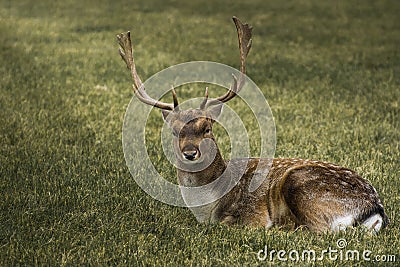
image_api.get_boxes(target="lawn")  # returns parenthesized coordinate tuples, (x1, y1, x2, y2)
(1, 0, 399, 266)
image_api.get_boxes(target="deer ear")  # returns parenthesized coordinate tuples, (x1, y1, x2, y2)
(209, 104, 223, 121)
(162, 110, 173, 123)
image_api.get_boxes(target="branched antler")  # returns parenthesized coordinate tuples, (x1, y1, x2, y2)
(204, 16, 253, 108)
(117, 16, 252, 111)
(117, 32, 178, 110)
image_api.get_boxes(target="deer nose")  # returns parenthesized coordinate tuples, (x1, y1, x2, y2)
(183, 150, 198, 161)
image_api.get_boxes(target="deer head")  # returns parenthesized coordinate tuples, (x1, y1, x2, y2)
(117, 17, 252, 177)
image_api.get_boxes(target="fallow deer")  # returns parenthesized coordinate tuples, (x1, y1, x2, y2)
(117, 17, 389, 233)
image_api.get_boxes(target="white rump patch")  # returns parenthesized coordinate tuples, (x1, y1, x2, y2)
(265, 219, 273, 229)
(331, 215, 355, 231)
(362, 214, 383, 233)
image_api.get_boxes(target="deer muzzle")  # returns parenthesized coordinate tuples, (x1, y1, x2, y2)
(182, 144, 200, 161)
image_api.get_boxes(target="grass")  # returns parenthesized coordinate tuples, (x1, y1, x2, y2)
(1, 0, 399, 265)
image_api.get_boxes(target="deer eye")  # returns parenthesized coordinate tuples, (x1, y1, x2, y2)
(204, 128, 212, 135)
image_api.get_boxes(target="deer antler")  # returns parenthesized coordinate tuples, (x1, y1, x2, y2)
(204, 16, 253, 108)
(117, 32, 178, 110)
(118, 17, 251, 110)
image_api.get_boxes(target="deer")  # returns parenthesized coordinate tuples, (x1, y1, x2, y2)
(117, 17, 389, 233)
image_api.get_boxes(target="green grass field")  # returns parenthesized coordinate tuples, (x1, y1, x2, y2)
(1, 0, 399, 266)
